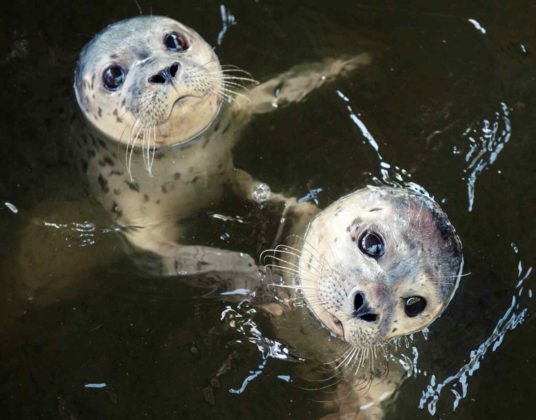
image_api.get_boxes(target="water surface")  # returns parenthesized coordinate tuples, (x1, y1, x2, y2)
(0, 0, 535, 418)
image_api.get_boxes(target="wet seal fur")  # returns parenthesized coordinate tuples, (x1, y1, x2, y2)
(72, 16, 463, 418)
(263, 186, 463, 419)
(73, 15, 369, 277)
(299, 187, 463, 348)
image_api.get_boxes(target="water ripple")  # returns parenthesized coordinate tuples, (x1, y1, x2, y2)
(37, 220, 123, 247)
(221, 303, 303, 395)
(418, 243, 532, 415)
(462, 102, 512, 212)
(335, 89, 414, 188)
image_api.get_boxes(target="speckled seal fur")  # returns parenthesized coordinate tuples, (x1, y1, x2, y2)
(297, 186, 463, 349)
(265, 186, 463, 418)
(72, 15, 370, 277)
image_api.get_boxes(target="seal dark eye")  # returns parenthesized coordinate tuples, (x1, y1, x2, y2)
(102, 65, 126, 91)
(404, 296, 427, 317)
(164, 32, 189, 52)
(358, 231, 385, 258)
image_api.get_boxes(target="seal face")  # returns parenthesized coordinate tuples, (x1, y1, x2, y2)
(297, 187, 463, 349)
(74, 16, 223, 148)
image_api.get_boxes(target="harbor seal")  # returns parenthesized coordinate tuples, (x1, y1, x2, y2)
(263, 186, 463, 418)
(73, 16, 462, 418)
(73, 15, 370, 277)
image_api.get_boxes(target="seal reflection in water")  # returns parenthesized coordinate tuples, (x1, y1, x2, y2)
(73, 15, 369, 277)
(264, 186, 463, 419)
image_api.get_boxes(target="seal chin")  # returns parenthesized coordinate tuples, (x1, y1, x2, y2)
(158, 95, 192, 124)
(152, 93, 222, 146)
(168, 92, 210, 113)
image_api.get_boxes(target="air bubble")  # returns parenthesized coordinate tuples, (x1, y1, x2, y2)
(251, 183, 271, 203)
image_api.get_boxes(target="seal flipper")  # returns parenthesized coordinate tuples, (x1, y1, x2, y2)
(247, 53, 371, 114)
(226, 168, 319, 245)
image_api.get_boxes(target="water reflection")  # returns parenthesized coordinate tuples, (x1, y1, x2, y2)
(0, 0, 535, 418)
(37, 219, 123, 247)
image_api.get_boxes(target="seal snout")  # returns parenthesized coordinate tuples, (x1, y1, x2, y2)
(148, 62, 181, 84)
(351, 290, 379, 323)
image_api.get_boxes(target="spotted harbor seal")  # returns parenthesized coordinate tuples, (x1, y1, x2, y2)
(73, 16, 463, 419)
(73, 15, 369, 276)
(261, 186, 463, 418)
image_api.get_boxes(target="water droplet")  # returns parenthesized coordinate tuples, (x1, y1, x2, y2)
(251, 183, 271, 203)
(4, 202, 18, 214)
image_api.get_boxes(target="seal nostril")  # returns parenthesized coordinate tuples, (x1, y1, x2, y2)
(149, 74, 166, 84)
(353, 292, 364, 312)
(359, 313, 378, 323)
(169, 62, 179, 77)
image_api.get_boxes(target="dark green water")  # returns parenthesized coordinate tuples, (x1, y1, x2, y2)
(0, 0, 535, 418)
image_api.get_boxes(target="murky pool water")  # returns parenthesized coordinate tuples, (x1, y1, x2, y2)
(1, 1, 535, 418)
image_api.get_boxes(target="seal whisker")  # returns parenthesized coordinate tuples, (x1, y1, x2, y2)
(125, 118, 141, 179)
(220, 80, 256, 92)
(264, 267, 321, 286)
(265, 268, 320, 285)
(263, 249, 324, 276)
(265, 283, 318, 292)
(213, 90, 235, 104)
(218, 86, 252, 103)
(431, 272, 471, 279)
(286, 234, 339, 274)
(219, 63, 255, 74)
(323, 346, 354, 367)
(332, 347, 358, 371)
(144, 125, 155, 175)
(141, 126, 150, 171)
(128, 119, 146, 179)
(203, 71, 257, 83)
(150, 124, 157, 169)
(219, 75, 259, 84)
(297, 376, 343, 392)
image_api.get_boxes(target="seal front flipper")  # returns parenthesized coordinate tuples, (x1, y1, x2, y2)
(226, 168, 319, 243)
(246, 53, 371, 114)
(131, 239, 264, 291)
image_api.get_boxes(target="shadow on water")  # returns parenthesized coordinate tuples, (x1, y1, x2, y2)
(0, 0, 535, 418)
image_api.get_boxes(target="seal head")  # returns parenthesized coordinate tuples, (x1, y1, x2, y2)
(298, 187, 463, 349)
(74, 16, 223, 147)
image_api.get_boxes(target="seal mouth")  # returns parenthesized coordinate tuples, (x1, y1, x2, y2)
(173, 95, 190, 107)
(329, 313, 345, 338)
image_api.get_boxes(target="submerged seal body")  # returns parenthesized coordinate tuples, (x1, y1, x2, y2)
(72, 15, 369, 276)
(72, 15, 464, 418)
(264, 186, 463, 418)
